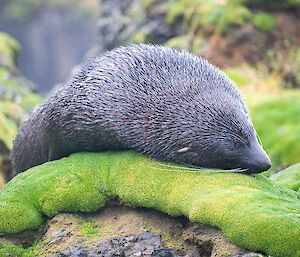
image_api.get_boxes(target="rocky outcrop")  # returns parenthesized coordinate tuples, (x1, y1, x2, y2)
(88, 0, 179, 57)
(1, 205, 262, 257)
(89, 0, 300, 88)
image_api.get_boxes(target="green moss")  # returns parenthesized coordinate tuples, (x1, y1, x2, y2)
(252, 13, 275, 32)
(80, 222, 100, 235)
(143, 0, 161, 9)
(287, 0, 300, 6)
(0, 151, 299, 257)
(145, 225, 183, 249)
(0, 67, 42, 109)
(166, 0, 252, 34)
(0, 241, 36, 257)
(223, 70, 247, 86)
(221, 251, 231, 256)
(20, 94, 43, 112)
(0, 32, 20, 69)
(251, 94, 300, 169)
(0, 102, 19, 150)
(165, 36, 191, 51)
(0, 68, 20, 89)
(0, 38, 42, 113)
(270, 164, 300, 192)
(217, 4, 252, 33)
(131, 31, 147, 44)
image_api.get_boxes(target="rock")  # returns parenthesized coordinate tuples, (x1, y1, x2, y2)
(88, 0, 178, 57)
(58, 231, 178, 257)
(2, 206, 258, 257)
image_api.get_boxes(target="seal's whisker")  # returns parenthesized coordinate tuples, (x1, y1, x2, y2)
(204, 169, 244, 173)
(151, 165, 247, 173)
(179, 162, 204, 169)
(157, 162, 202, 171)
(151, 167, 200, 172)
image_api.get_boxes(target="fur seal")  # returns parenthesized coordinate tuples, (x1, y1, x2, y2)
(10, 44, 271, 174)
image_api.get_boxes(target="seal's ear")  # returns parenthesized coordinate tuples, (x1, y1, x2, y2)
(177, 147, 189, 153)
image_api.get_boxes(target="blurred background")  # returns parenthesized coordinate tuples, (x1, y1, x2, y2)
(0, 0, 299, 186)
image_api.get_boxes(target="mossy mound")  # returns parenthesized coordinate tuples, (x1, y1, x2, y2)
(0, 151, 299, 257)
(270, 164, 300, 192)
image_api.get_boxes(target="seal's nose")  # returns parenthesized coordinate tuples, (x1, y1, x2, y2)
(245, 158, 271, 174)
(255, 156, 271, 172)
(245, 142, 272, 174)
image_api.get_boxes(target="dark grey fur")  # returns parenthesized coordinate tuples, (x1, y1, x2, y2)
(10, 44, 271, 173)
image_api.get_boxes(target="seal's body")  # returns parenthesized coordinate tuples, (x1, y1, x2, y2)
(11, 44, 271, 173)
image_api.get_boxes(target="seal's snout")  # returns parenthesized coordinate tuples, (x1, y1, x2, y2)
(254, 154, 271, 173)
(261, 159, 271, 171)
(245, 142, 271, 174)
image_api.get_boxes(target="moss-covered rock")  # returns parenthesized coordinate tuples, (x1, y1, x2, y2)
(0, 151, 299, 257)
(270, 163, 300, 192)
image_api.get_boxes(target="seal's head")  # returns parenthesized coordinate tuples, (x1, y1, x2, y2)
(158, 89, 271, 174)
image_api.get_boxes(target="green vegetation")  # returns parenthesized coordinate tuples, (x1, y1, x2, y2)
(0, 32, 42, 110)
(252, 12, 275, 32)
(131, 31, 147, 44)
(251, 93, 300, 169)
(0, 242, 36, 257)
(164, 0, 292, 36)
(221, 251, 231, 256)
(0, 151, 299, 257)
(0, 32, 20, 69)
(153, 0, 300, 90)
(0, 32, 42, 153)
(80, 222, 100, 235)
(0, 101, 21, 150)
(265, 46, 300, 89)
(287, 0, 300, 6)
(1, 0, 99, 22)
(270, 163, 300, 192)
(166, 0, 252, 34)
(0, 66, 43, 111)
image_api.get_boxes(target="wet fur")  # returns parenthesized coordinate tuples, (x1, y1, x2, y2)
(10, 44, 269, 173)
